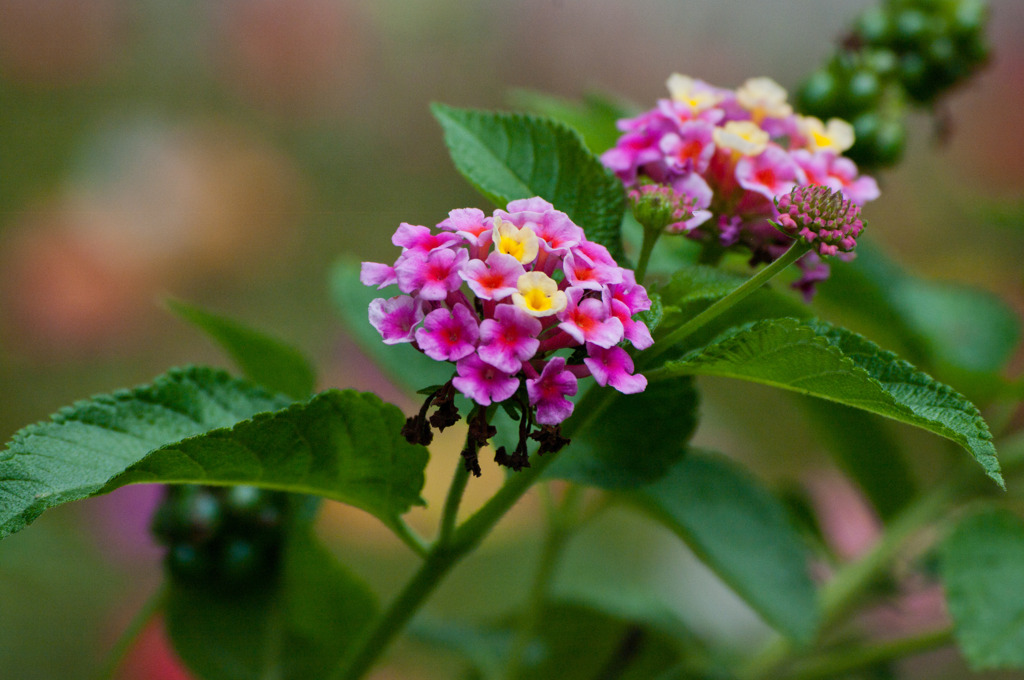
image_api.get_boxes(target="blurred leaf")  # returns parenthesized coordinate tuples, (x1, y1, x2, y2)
(629, 452, 819, 642)
(0, 367, 289, 540)
(330, 259, 454, 394)
(892, 278, 1021, 374)
(167, 299, 317, 401)
(660, 318, 1002, 486)
(415, 602, 683, 680)
(506, 89, 637, 155)
(799, 397, 915, 520)
(546, 378, 698, 489)
(108, 388, 429, 524)
(167, 527, 377, 680)
(941, 509, 1024, 669)
(431, 103, 627, 259)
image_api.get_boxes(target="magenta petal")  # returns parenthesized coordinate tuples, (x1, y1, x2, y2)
(368, 295, 422, 344)
(478, 304, 541, 373)
(415, 303, 480, 362)
(584, 344, 647, 394)
(526, 357, 578, 425)
(360, 261, 397, 289)
(452, 354, 520, 406)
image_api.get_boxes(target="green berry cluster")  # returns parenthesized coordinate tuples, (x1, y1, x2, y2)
(150, 485, 289, 588)
(798, 0, 989, 168)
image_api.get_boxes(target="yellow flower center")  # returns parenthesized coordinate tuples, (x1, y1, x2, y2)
(522, 287, 552, 313)
(512, 271, 567, 317)
(499, 235, 526, 261)
(492, 217, 539, 264)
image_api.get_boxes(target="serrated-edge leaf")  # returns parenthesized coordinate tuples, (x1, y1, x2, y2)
(431, 103, 626, 259)
(661, 318, 1002, 485)
(107, 389, 428, 522)
(941, 509, 1024, 669)
(0, 366, 290, 540)
(167, 298, 317, 401)
(629, 452, 820, 642)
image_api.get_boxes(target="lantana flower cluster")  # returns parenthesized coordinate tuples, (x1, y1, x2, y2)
(602, 74, 879, 296)
(361, 197, 651, 474)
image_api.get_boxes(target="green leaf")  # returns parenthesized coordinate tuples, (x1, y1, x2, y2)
(798, 398, 915, 520)
(941, 509, 1024, 669)
(108, 388, 429, 524)
(166, 299, 317, 401)
(546, 378, 699, 489)
(330, 259, 453, 395)
(506, 89, 637, 155)
(0, 367, 290, 540)
(0, 367, 429, 542)
(659, 318, 1002, 486)
(629, 452, 820, 642)
(431, 103, 627, 259)
(167, 527, 377, 680)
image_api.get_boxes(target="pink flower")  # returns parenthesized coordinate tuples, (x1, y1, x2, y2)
(558, 288, 624, 348)
(526, 357, 578, 425)
(563, 249, 623, 290)
(360, 261, 397, 289)
(395, 248, 468, 300)
(392, 222, 461, 252)
(368, 295, 423, 344)
(735, 144, 806, 200)
(460, 251, 525, 301)
(415, 303, 480, 362)
(495, 199, 584, 253)
(584, 344, 647, 394)
(452, 354, 520, 406)
(660, 121, 715, 174)
(611, 299, 653, 350)
(437, 207, 493, 243)
(478, 305, 542, 374)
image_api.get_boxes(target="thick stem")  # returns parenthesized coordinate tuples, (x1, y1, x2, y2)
(333, 387, 610, 680)
(647, 243, 809, 362)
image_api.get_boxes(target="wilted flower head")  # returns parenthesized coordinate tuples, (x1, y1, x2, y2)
(601, 73, 879, 296)
(361, 198, 652, 474)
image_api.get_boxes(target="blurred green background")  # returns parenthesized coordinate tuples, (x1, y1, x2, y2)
(1, 1, 1022, 678)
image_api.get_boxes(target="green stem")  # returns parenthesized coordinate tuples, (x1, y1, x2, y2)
(332, 386, 610, 680)
(786, 627, 954, 680)
(634, 228, 662, 286)
(92, 583, 166, 680)
(738, 480, 960, 680)
(503, 485, 585, 680)
(437, 456, 471, 547)
(647, 243, 809, 362)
